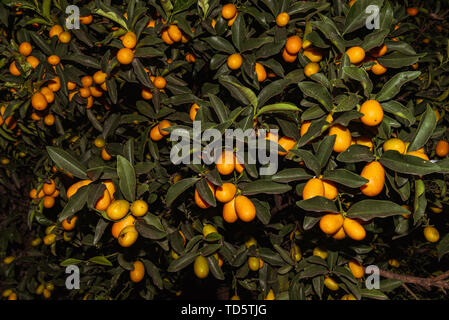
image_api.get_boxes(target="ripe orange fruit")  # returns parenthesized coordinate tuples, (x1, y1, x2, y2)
(81, 75, 93, 88)
(319, 213, 344, 235)
(161, 29, 174, 44)
(348, 260, 364, 278)
(194, 181, 215, 209)
(67, 180, 92, 198)
(303, 178, 325, 200)
(360, 161, 385, 197)
(158, 119, 171, 136)
(407, 150, 429, 160)
(360, 100, 384, 126)
(328, 125, 352, 153)
(346, 46, 365, 64)
(407, 7, 418, 16)
(95, 188, 111, 211)
(118, 225, 138, 247)
(324, 276, 339, 291)
(130, 199, 148, 217)
(255, 62, 267, 82)
(153, 76, 166, 89)
(278, 136, 296, 155)
(215, 183, 237, 203)
(111, 215, 135, 239)
(343, 218, 366, 240)
(276, 12, 290, 27)
(234, 154, 245, 173)
(62, 216, 78, 231)
(223, 198, 238, 223)
(235, 195, 256, 222)
(150, 125, 164, 141)
(141, 88, 153, 100)
(47, 77, 61, 92)
(49, 25, 63, 38)
(48, 55, 60, 65)
(122, 31, 137, 49)
(67, 81, 76, 91)
(332, 227, 346, 240)
(194, 256, 209, 279)
(285, 36, 302, 55)
(383, 138, 406, 154)
(40, 87, 55, 103)
(185, 53, 196, 63)
(353, 136, 373, 150)
(216, 150, 235, 175)
(423, 226, 439, 242)
(9, 61, 20, 76)
(300, 121, 311, 137)
(227, 53, 242, 70)
(93, 70, 107, 85)
(436, 140, 449, 157)
(282, 47, 297, 62)
(130, 261, 145, 283)
(80, 15, 93, 24)
(304, 62, 320, 77)
(303, 47, 323, 62)
(117, 48, 134, 65)
(43, 196, 55, 208)
(167, 25, 182, 42)
(31, 92, 48, 111)
(222, 3, 237, 19)
(59, 31, 71, 43)
(322, 180, 338, 200)
(106, 199, 130, 220)
(26, 56, 40, 68)
(190, 103, 199, 121)
(371, 61, 387, 75)
(43, 179, 56, 195)
(19, 42, 32, 56)
(370, 44, 387, 58)
(349, 0, 357, 7)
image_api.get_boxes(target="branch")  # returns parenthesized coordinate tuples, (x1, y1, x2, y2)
(379, 269, 449, 290)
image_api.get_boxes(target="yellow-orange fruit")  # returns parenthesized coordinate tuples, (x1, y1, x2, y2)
(117, 48, 134, 65)
(276, 12, 290, 27)
(66, 180, 92, 198)
(436, 140, 449, 157)
(9, 62, 21, 76)
(190, 103, 199, 121)
(222, 3, 237, 19)
(227, 53, 242, 70)
(43, 196, 55, 208)
(62, 216, 78, 231)
(194, 181, 215, 209)
(328, 125, 352, 153)
(153, 76, 166, 89)
(19, 42, 32, 56)
(319, 213, 344, 235)
(303, 178, 325, 200)
(348, 260, 364, 278)
(48, 55, 60, 65)
(407, 150, 429, 160)
(111, 215, 135, 239)
(282, 47, 297, 62)
(304, 62, 320, 77)
(43, 179, 56, 195)
(360, 100, 384, 126)
(31, 92, 48, 111)
(235, 195, 256, 222)
(130, 261, 145, 282)
(383, 138, 406, 154)
(223, 198, 238, 223)
(26, 56, 39, 68)
(215, 183, 237, 203)
(95, 188, 111, 211)
(122, 31, 137, 49)
(370, 44, 387, 58)
(255, 62, 267, 82)
(167, 25, 182, 42)
(285, 36, 302, 55)
(216, 150, 235, 175)
(322, 180, 338, 200)
(343, 218, 366, 240)
(278, 136, 296, 155)
(360, 161, 385, 197)
(332, 227, 346, 240)
(303, 47, 323, 62)
(346, 46, 365, 64)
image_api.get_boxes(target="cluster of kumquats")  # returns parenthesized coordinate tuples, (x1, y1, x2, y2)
(1, 0, 449, 301)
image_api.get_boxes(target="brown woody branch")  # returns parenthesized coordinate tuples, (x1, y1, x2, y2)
(379, 269, 449, 290)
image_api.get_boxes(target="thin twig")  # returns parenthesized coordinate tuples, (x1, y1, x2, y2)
(402, 283, 419, 300)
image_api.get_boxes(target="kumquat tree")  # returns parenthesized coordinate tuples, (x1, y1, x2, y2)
(1, 0, 449, 302)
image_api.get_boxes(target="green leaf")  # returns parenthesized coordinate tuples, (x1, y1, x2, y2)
(343, 0, 383, 34)
(196, 179, 216, 207)
(272, 168, 313, 183)
(231, 13, 246, 52)
(437, 234, 449, 260)
(166, 177, 200, 207)
(204, 36, 235, 54)
(142, 259, 164, 289)
(221, 78, 258, 108)
(88, 256, 113, 266)
(376, 71, 420, 102)
(346, 200, 410, 220)
(377, 52, 423, 68)
(58, 185, 89, 222)
(60, 258, 83, 267)
(167, 250, 199, 272)
(46, 147, 88, 179)
(256, 103, 299, 116)
(322, 169, 368, 188)
(360, 289, 389, 300)
(381, 101, 415, 126)
(296, 197, 338, 213)
(342, 66, 372, 97)
(336, 144, 375, 163)
(242, 180, 292, 195)
(116, 155, 136, 202)
(408, 105, 437, 152)
(298, 82, 333, 111)
(252, 199, 271, 225)
(207, 255, 225, 280)
(290, 149, 321, 176)
(380, 150, 440, 176)
(135, 220, 167, 240)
